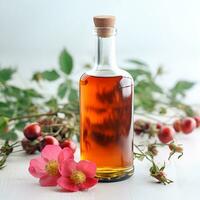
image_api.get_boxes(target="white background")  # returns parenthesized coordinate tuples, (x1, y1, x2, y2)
(0, 0, 200, 101)
(0, 1, 200, 199)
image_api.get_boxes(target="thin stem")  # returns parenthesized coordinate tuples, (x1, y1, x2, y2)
(135, 111, 172, 125)
(134, 144, 153, 163)
(12, 150, 24, 154)
(11, 141, 20, 147)
(12, 144, 21, 148)
(9, 111, 58, 121)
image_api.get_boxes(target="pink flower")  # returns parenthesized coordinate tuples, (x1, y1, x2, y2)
(29, 145, 74, 186)
(57, 159, 98, 192)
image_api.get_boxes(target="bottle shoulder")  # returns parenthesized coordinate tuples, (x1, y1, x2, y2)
(80, 69, 134, 88)
(80, 68, 134, 81)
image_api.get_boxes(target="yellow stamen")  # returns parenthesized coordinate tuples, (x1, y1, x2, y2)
(70, 170, 86, 185)
(45, 160, 59, 176)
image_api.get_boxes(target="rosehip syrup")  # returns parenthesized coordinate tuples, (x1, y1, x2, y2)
(80, 74, 134, 181)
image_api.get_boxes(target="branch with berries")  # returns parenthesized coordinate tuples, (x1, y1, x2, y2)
(134, 142, 183, 184)
(0, 49, 199, 185)
(134, 116, 200, 144)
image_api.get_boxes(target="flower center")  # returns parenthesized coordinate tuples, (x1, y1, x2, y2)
(70, 170, 86, 185)
(45, 160, 59, 176)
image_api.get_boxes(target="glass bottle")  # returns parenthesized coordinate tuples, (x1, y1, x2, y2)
(79, 15, 134, 182)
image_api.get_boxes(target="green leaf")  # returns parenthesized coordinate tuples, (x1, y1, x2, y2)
(170, 101, 196, 117)
(127, 59, 148, 67)
(58, 83, 68, 99)
(46, 98, 58, 110)
(42, 70, 60, 81)
(0, 102, 14, 117)
(59, 49, 73, 75)
(134, 80, 157, 111)
(0, 101, 9, 108)
(0, 129, 18, 141)
(68, 88, 78, 102)
(32, 70, 60, 82)
(24, 89, 43, 98)
(126, 69, 151, 80)
(0, 68, 16, 83)
(170, 80, 195, 98)
(15, 120, 27, 130)
(3, 86, 42, 101)
(149, 79, 163, 93)
(3, 86, 23, 98)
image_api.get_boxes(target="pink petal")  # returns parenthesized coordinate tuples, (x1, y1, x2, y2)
(39, 175, 59, 186)
(59, 159, 77, 177)
(57, 177, 79, 192)
(58, 147, 74, 165)
(29, 157, 47, 178)
(79, 177, 98, 191)
(41, 145, 62, 161)
(77, 160, 96, 178)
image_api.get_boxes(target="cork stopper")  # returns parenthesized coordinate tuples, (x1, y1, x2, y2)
(93, 15, 116, 37)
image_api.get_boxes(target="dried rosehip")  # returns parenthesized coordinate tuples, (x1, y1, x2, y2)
(194, 116, 200, 128)
(168, 143, 183, 153)
(134, 119, 150, 135)
(168, 142, 183, 160)
(148, 144, 158, 156)
(23, 123, 41, 141)
(37, 118, 53, 126)
(173, 119, 182, 132)
(150, 163, 173, 184)
(21, 138, 38, 154)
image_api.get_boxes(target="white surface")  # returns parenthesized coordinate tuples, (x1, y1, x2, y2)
(1, 131, 200, 200)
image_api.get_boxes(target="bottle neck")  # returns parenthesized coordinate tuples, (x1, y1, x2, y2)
(94, 35, 117, 70)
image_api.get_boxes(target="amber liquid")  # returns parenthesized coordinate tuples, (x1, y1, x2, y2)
(80, 73, 134, 182)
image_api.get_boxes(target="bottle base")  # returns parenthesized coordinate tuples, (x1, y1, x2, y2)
(96, 166, 134, 182)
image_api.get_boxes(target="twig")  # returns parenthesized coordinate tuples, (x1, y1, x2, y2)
(9, 112, 58, 121)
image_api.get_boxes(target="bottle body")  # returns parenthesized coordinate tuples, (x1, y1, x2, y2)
(80, 15, 134, 181)
(80, 70, 134, 182)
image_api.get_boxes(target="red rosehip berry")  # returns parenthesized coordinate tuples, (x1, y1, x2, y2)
(44, 136, 59, 145)
(158, 126, 174, 144)
(38, 136, 59, 151)
(194, 116, 200, 128)
(173, 119, 182, 132)
(134, 119, 150, 135)
(23, 123, 41, 141)
(144, 122, 150, 130)
(60, 139, 77, 152)
(134, 120, 142, 135)
(134, 127, 143, 135)
(156, 123, 163, 130)
(181, 117, 196, 134)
